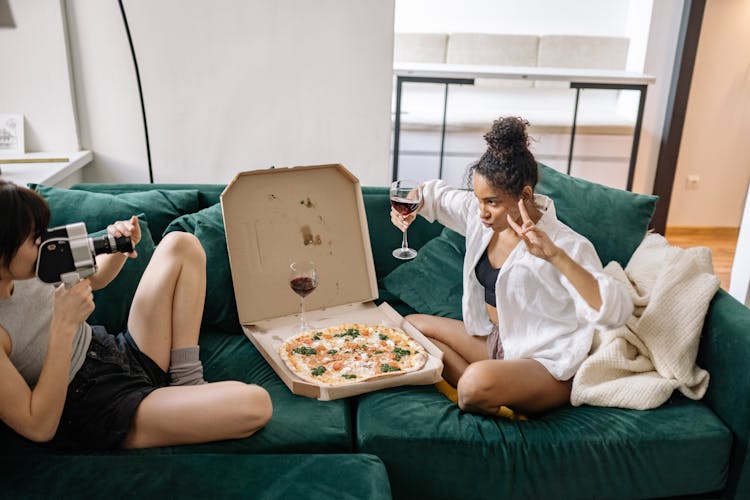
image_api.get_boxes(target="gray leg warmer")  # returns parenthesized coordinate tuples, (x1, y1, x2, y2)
(169, 346, 207, 385)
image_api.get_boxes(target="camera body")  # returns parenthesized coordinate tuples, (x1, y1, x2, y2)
(36, 222, 133, 286)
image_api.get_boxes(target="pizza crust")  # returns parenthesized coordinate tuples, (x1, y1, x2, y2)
(279, 323, 428, 386)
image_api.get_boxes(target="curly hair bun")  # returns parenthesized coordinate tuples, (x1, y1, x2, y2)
(483, 116, 529, 160)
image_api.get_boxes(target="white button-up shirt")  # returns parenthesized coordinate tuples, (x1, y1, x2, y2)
(419, 180, 633, 380)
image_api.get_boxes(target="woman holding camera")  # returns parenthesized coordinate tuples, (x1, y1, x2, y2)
(0, 180, 272, 450)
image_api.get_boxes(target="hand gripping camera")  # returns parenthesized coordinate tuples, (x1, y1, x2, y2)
(36, 222, 133, 287)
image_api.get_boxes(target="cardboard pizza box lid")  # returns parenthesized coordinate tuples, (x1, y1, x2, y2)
(221, 164, 378, 325)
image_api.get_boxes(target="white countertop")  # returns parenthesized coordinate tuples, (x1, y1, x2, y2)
(0, 151, 93, 187)
(394, 62, 656, 86)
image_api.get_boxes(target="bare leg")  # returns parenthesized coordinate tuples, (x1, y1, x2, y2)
(121, 232, 272, 447)
(127, 232, 206, 370)
(405, 314, 487, 385)
(121, 382, 273, 448)
(429, 338, 469, 387)
(457, 359, 572, 415)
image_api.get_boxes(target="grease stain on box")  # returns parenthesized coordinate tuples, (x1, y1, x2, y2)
(300, 225, 323, 246)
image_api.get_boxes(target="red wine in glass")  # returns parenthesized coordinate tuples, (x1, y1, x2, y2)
(389, 180, 422, 260)
(290, 276, 317, 297)
(390, 197, 421, 216)
(289, 261, 318, 331)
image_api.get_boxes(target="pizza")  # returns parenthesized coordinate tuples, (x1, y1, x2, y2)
(279, 323, 428, 386)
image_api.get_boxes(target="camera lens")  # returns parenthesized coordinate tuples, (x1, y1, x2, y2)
(91, 234, 134, 255)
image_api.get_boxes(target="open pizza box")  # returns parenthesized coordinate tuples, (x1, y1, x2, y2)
(221, 164, 444, 400)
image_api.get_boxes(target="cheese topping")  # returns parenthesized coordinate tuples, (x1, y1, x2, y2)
(279, 323, 428, 386)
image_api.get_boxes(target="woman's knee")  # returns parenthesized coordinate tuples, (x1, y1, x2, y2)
(159, 232, 206, 264)
(405, 314, 431, 332)
(456, 362, 499, 412)
(235, 383, 272, 434)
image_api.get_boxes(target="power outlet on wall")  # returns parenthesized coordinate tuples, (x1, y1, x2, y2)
(686, 174, 701, 190)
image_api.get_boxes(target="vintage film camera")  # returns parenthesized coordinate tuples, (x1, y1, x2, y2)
(36, 222, 133, 287)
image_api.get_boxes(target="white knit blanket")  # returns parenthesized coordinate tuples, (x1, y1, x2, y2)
(570, 233, 720, 410)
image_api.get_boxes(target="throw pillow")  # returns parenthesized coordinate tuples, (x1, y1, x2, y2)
(535, 163, 658, 267)
(87, 216, 156, 333)
(33, 185, 201, 243)
(70, 183, 225, 210)
(382, 228, 465, 319)
(163, 203, 241, 334)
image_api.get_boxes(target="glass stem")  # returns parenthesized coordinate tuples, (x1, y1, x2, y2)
(300, 297, 305, 328)
(401, 228, 410, 251)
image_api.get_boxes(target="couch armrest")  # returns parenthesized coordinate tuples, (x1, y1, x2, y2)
(698, 289, 750, 499)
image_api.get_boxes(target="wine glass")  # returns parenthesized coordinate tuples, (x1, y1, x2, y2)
(289, 261, 318, 332)
(390, 179, 422, 260)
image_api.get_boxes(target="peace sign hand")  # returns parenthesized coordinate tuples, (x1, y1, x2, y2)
(506, 199, 559, 261)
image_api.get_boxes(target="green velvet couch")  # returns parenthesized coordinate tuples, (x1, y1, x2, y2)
(2, 164, 749, 500)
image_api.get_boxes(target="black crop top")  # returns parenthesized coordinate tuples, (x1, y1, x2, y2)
(475, 247, 501, 306)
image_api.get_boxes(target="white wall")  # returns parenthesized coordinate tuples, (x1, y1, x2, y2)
(65, 0, 149, 183)
(395, 0, 630, 37)
(2, 0, 395, 186)
(667, 0, 750, 227)
(0, 0, 79, 152)
(394, 0, 652, 71)
(630, 0, 683, 197)
(68, 0, 395, 186)
(729, 183, 750, 305)
(624, 0, 653, 72)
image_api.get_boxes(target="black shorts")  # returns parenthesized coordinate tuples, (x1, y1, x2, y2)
(49, 325, 170, 451)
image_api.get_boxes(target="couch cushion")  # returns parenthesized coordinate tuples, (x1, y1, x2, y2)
(394, 32, 448, 64)
(66, 185, 448, 282)
(34, 185, 201, 242)
(382, 228, 464, 319)
(71, 183, 225, 210)
(536, 163, 657, 267)
(2, 453, 391, 500)
(163, 203, 241, 334)
(356, 387, 731, 500)
(87, 217, 156, 333)
(376, 288, 417, 319)
(167, 331, 355, 454)
(0, 331, 354, 455)
(536, 35, 630, 89)
(446, 33, 539, 88)
(698, 289, 750, 500)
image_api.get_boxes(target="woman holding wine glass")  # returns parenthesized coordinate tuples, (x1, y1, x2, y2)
(389, 116, 633, 417)
(390, 180, 422, 259)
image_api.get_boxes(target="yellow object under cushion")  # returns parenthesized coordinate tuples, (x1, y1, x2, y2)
(434, 379, 527, 421)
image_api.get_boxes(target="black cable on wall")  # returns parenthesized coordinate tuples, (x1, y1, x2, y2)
(117, 0, 154, 183)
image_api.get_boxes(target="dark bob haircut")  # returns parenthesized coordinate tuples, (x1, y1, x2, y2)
(0, 180, 50, 268)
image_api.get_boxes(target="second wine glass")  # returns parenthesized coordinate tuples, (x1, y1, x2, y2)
(390, 179, 422, 260)
(289, 260, 318, 332)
